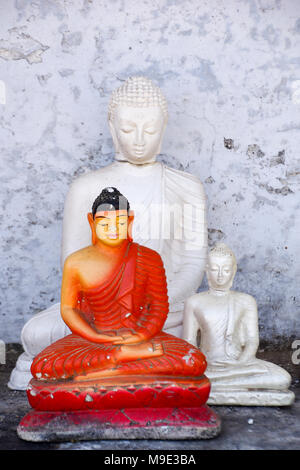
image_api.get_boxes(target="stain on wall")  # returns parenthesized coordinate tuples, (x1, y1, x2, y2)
(0, 0, 299, 344)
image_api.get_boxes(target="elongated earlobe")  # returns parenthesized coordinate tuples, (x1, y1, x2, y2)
(87, 212, 97, 245)
(127, 213, 134, 242)
(108, 120, 120, 154)
(157, 120, 167, 155)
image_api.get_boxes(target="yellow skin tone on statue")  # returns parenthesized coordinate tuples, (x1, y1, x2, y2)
(60, 209, 163, 380)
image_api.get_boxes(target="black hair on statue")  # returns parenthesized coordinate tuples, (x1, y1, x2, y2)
(92, 187, 130, 218)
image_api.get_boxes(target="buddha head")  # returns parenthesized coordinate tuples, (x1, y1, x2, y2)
(88, 187, 134, 247)
(108, 76, 168, 165)
(206, 243, 237, 291)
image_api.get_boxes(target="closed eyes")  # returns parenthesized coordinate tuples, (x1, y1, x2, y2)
(121, 128, 134, 134)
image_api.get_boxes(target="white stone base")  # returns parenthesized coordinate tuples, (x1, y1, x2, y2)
(207, 389, 295, 406)
(7, 352, 33, 391)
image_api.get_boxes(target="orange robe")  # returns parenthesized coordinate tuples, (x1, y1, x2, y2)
(31, 242, 206, 381)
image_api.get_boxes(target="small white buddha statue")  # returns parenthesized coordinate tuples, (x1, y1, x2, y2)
(183, 243, 295, 406)
(9, 76, 207, 390)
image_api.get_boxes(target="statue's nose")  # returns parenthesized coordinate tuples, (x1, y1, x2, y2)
(108, 219, 117, 232)
(134, 128, 145, 146)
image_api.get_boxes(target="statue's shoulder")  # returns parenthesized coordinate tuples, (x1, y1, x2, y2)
(134, 243, 164, 267)
(63, 245, 93, 268)
(232, 291, 257, 310)
(185, 291, 209, 308)
(68, 163, 116, 191)
(164, 165, 206, 200)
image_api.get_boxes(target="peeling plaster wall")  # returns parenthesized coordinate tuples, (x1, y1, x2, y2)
(0, 0, 299, 344)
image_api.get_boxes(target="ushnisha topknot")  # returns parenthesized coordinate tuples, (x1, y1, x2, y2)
(208, 243, 237, 267)
(92, 187, 130, 218)
(108, 76, 168, 121)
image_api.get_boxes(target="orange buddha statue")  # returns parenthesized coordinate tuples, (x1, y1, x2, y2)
(31, 187, 206, 382)
(18, 187, 220, 441)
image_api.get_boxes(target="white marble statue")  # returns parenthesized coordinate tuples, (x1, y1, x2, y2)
(183, 243, 295, 406)
(9, 76, 207, 390)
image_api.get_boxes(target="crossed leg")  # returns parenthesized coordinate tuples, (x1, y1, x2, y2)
(74, 340, 163, 381)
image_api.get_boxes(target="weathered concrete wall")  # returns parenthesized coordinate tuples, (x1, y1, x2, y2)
(0, 0, 299, 343)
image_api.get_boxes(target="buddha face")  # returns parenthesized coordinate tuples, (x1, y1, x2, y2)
(109, 105, 166, 164)
(93, 210, 129, 247)
(207, 255, 236, 291)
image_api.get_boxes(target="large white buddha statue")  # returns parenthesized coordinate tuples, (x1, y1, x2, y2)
(183, 243, 295, 406)
(9, 76, 207, 390)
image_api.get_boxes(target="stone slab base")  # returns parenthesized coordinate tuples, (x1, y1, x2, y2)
(17, 406, 221, 442)
(207, 389, 295, 406)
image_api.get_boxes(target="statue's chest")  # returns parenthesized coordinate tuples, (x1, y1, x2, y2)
(197, 296, 245, 334)
(79, 258, 120, 289)
(198, 305, 228, 332)
(196, 296, 229, 328)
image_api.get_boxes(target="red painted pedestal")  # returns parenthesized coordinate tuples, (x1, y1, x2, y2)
(17, 376, 221, 441)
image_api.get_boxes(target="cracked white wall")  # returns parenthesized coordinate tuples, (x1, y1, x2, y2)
(0, 0, 299, 344)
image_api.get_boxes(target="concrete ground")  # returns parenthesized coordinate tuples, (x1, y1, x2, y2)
(1, 344, 299, 450)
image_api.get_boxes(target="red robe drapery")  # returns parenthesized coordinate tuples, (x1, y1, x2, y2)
(31, 242, 206, 381)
